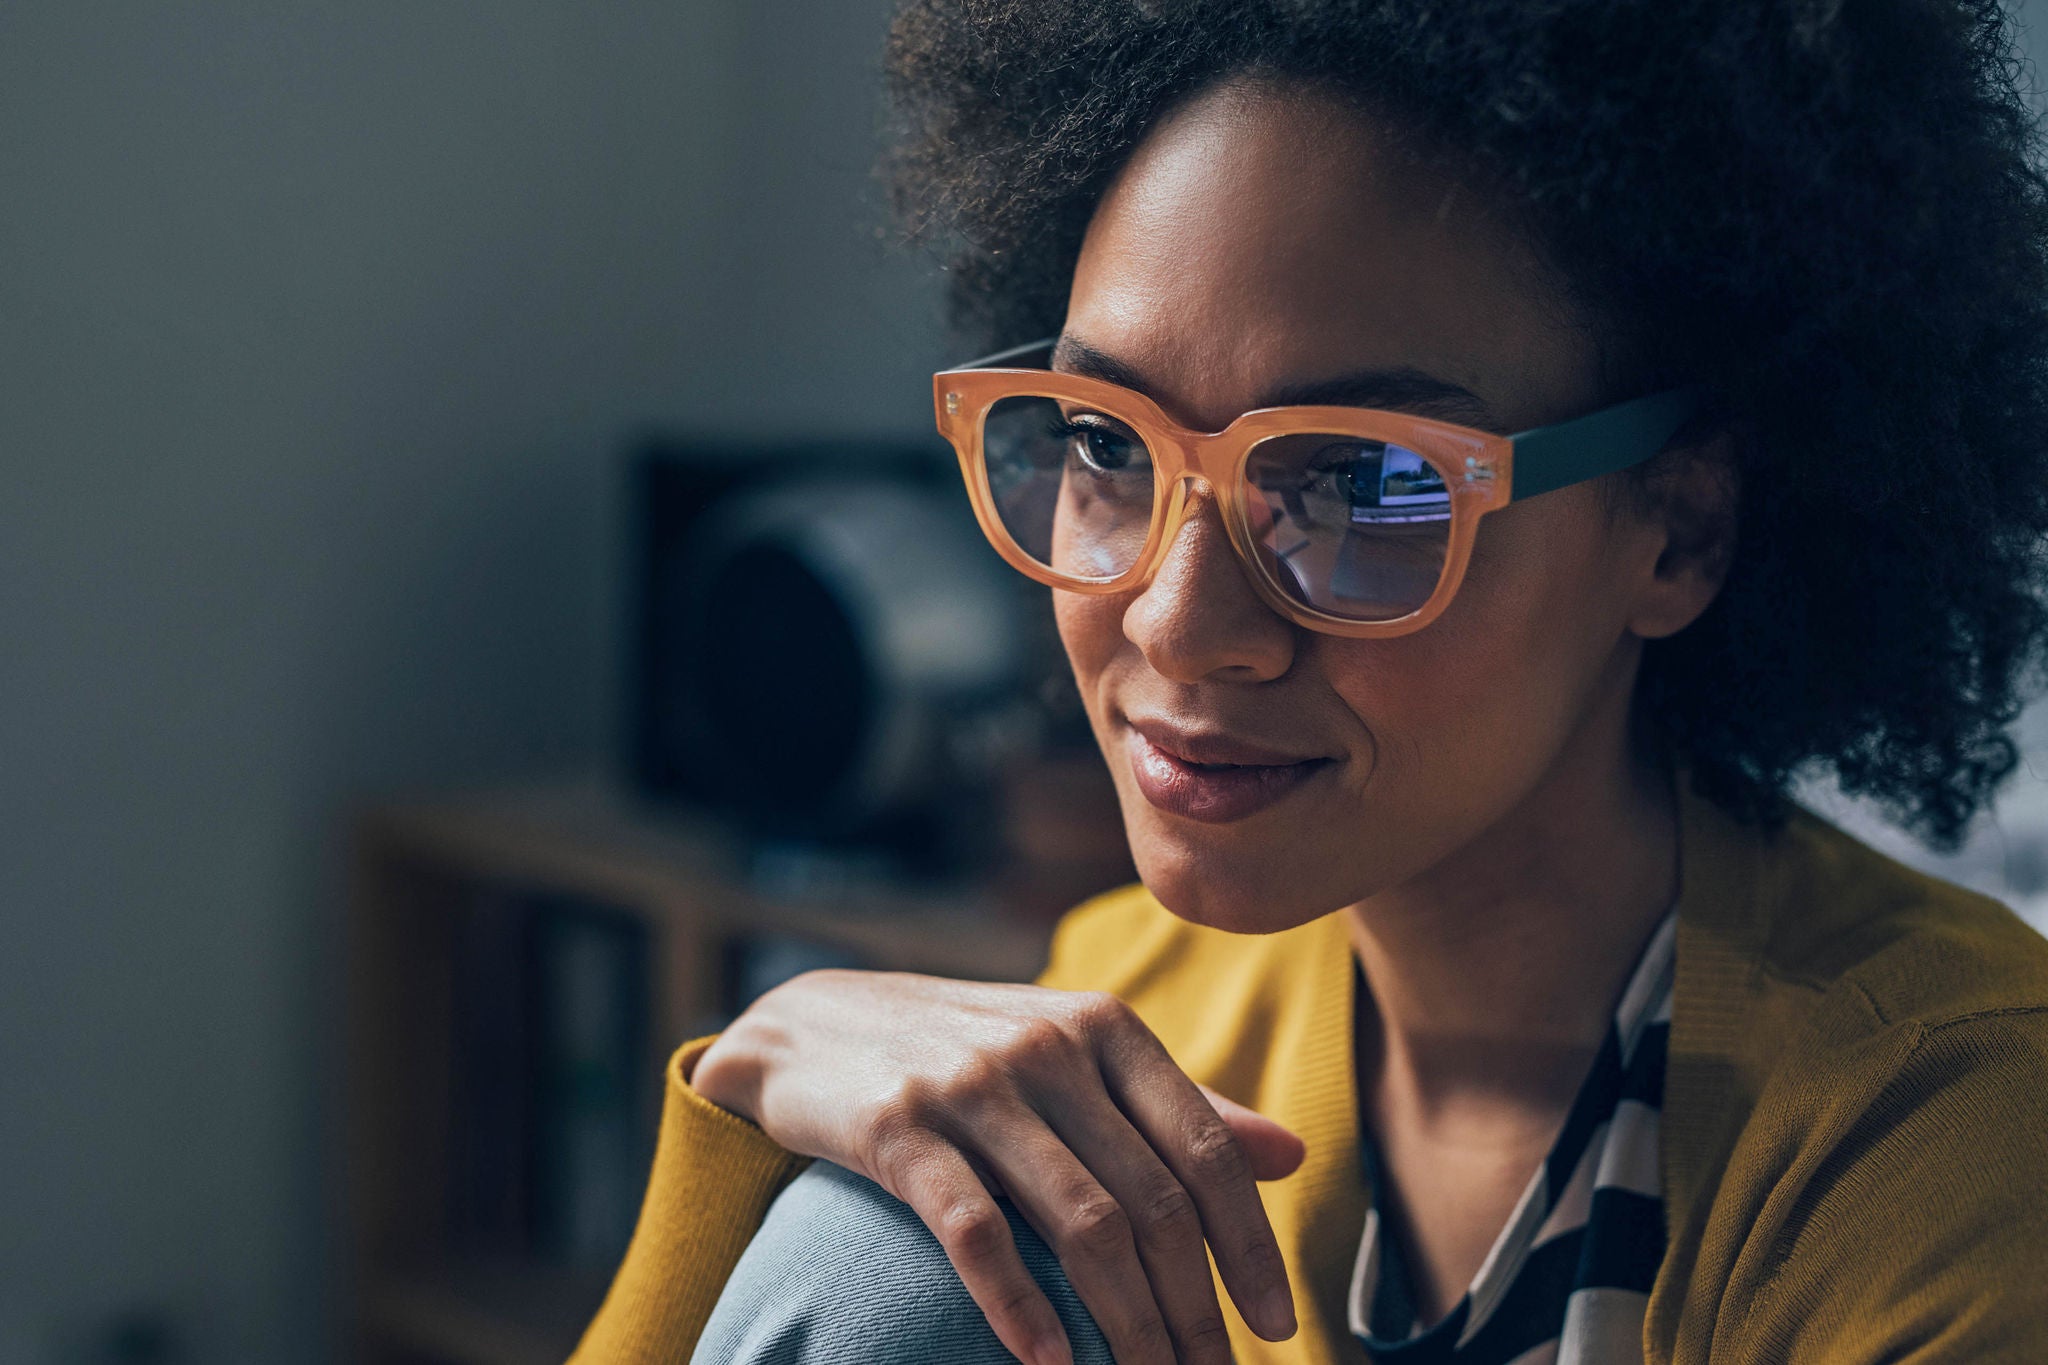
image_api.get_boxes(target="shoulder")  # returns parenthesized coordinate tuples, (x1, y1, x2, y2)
(1684, 802, 2048, 1357)
(1758, 802, 2048, 1024)
(1731, 799, 2048, 1149)
(691, 1161, 1111, 1365)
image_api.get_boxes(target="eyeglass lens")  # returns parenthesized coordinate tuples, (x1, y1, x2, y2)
(983, 396, 1156, 579)
(980, 394, 1453, 623)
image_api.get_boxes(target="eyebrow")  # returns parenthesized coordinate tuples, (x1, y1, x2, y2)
(1051, 334, 1499, 430)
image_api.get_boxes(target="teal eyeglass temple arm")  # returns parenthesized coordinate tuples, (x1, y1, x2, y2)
(1505, 384, 1707, 501)
(958, 336, 1708, 503)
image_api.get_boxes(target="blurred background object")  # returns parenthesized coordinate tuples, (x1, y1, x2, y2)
(629, 437, 1052, 873)
(1, 2, 2045, 1363)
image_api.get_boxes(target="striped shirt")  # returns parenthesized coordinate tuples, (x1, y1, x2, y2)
(1348, 909, 1677, 1365)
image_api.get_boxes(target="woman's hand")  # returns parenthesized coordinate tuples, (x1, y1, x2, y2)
(692, 970, 1305, 1365)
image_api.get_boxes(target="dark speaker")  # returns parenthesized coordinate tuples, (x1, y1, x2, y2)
(627, 434, 1057, 874)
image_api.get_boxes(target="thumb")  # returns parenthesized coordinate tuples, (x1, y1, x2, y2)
(1197, 1083, 1305, 1181)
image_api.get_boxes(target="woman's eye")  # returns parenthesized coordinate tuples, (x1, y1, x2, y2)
(1054, 418, 1145, 474)
(1306, 445, 1373, 503)
(1077, 429, 1132, 470)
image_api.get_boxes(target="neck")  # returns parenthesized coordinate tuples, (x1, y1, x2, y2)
(1346, 690, 1678, 1132)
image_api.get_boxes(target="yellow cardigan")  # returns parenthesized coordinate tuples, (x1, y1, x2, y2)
(572, 781, 2048, 1362)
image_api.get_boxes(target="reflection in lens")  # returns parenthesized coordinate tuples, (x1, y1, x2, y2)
(982, 395, 1155, 579)
(1243, 434, 1451, 621)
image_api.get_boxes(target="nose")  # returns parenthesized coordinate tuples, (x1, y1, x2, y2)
(1122, 478, 1297, 684)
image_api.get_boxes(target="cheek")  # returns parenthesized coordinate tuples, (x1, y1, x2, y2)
(1052, 589, 1126, 726)
(1321, 496, 1639, 847)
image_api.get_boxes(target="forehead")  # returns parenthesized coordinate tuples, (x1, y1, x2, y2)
(1063, 79, 1599, 433)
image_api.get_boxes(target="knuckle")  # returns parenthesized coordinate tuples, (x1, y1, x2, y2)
(1067, 989, 1133, 1035)
(988, 1277, 1048, 1331)
(1130, 1177, 1199, 1244)
(936, 1199, 1010, 1262)
(861, 1083, 941, 1168)
(1175, 1316, 1234, 1362)
(1000, 1014, 1081, 1076)
(1116, 1311, 1177, 1362)
(1234, 1230, 1287, 1285)
(1183, 1119, 1252, 1186)
(1060, 1191, 1133, 1258)
(1228, 1236, 1277, 1285)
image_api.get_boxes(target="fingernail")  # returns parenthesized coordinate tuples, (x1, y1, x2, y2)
(1257, 1288, 1297, 1339)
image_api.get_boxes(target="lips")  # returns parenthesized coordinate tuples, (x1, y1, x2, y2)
(1125, 718, 1324, 768)
(1122, 718, 1332, 824)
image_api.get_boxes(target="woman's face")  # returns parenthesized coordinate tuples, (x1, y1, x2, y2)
(1056, 80, 1699, 932)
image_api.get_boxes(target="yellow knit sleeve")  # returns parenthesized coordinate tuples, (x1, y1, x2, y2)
(567, 1036, 811, 1364)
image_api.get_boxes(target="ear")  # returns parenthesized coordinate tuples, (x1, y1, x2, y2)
(1624, 420, 1741, 641)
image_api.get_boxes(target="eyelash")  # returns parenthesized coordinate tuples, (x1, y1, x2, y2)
(1044, 415, 1145, 465)
(1044, 415, 1118, 440)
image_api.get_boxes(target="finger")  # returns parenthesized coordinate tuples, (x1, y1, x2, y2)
(958, 1147, 1012, 1200)
(973, 1113, 1180, 1365)
(1096, 1016, 1298, 1342)
(1195, 1084, 1305, 1181)
(1044, 1085, 1239, 1365)
(882, 1136, 1076, 1365)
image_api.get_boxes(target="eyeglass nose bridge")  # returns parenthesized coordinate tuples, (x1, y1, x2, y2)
(1132, 463, 1263, 592)
(1159, 418, 1267, 530)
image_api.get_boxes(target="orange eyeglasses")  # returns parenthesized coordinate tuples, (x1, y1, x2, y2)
(934, 338, 1705, 638)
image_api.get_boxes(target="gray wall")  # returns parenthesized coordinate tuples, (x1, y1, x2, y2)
(0, 3, 939, 1360)
(6, 4, 2048, 1364)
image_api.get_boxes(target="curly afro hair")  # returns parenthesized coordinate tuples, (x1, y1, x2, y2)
(880, 0, 2048, 848)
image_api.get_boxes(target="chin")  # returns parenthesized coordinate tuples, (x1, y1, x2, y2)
(1127, 821, 1355, 935)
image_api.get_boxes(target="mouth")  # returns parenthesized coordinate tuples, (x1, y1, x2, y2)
(1121, 722, 1334, 825)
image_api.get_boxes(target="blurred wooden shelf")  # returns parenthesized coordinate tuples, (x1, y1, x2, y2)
(343, 777, 1066, 1365)
(357, 778, 1052, 982)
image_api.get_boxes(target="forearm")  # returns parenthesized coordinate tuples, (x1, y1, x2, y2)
(569, 1038, 812, 1365)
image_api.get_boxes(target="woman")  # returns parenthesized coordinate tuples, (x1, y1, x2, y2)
(574, 0, 2048, 1361)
